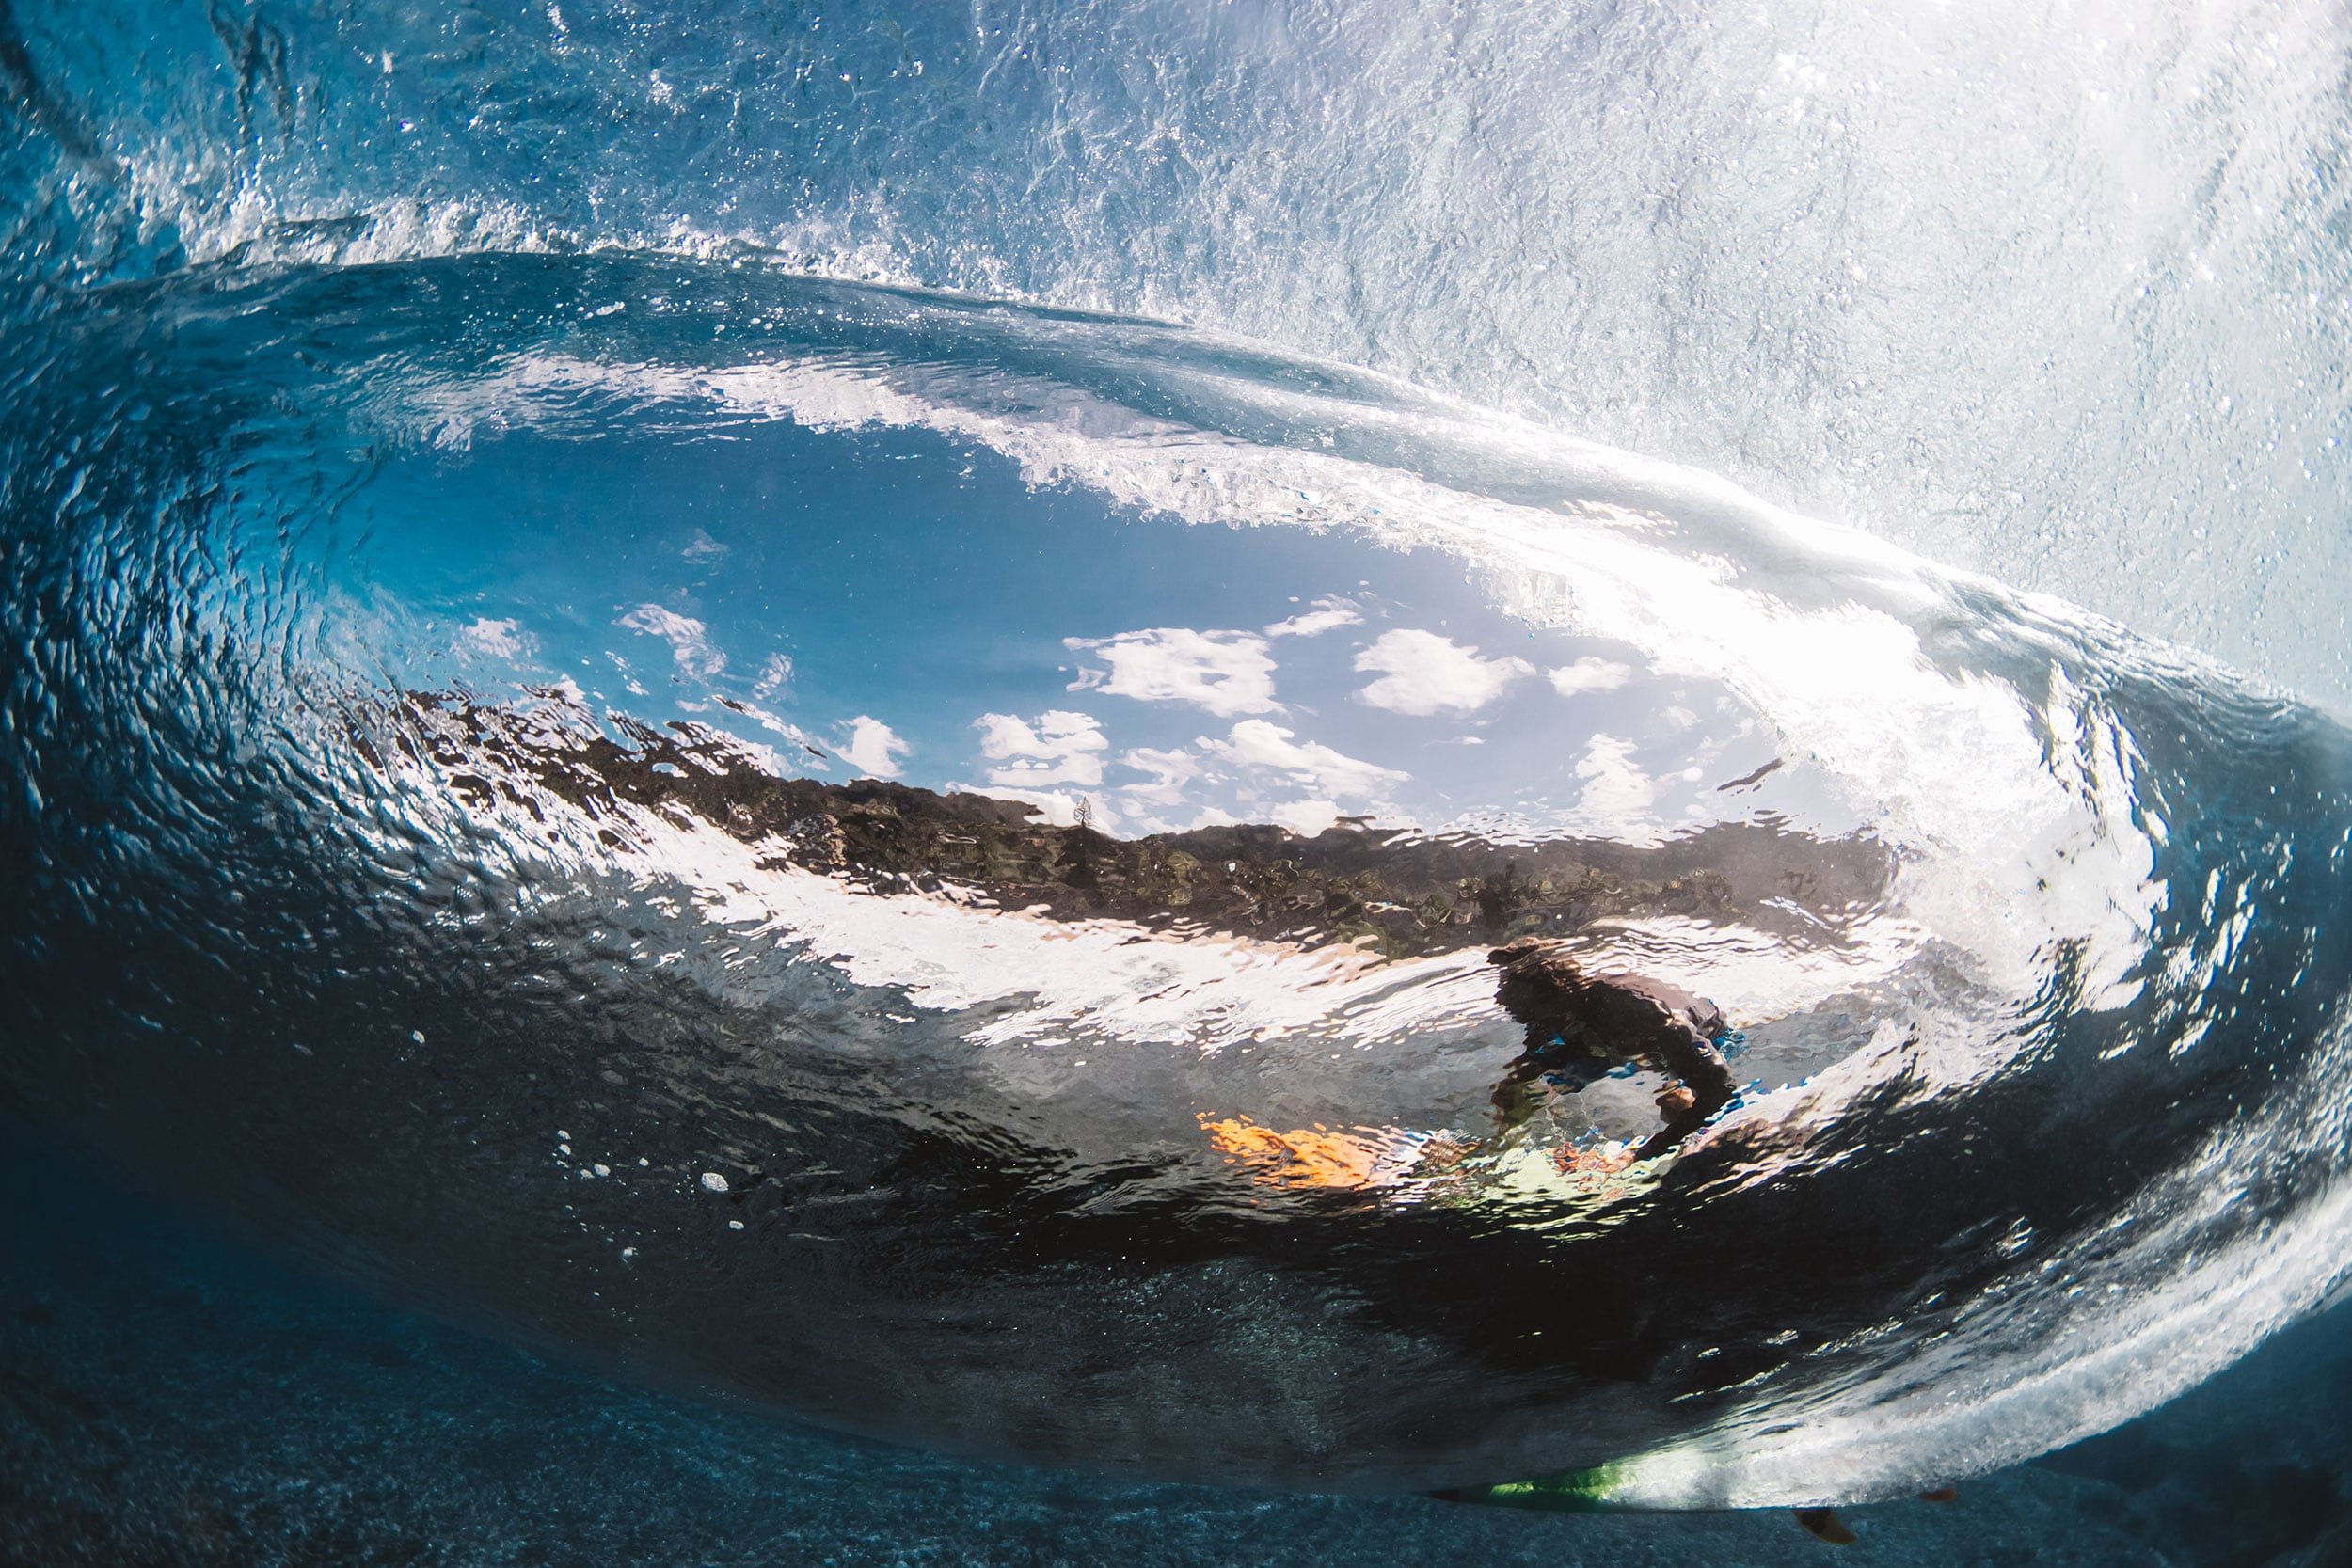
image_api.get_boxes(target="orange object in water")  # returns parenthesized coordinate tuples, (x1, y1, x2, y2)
(1198, 1114, 1411, 1191)
(1551, 1143, 1636, 1177)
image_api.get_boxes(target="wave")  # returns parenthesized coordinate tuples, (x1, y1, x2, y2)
(1, 252, 2347, 1505)
(10, 1, 2352, 705)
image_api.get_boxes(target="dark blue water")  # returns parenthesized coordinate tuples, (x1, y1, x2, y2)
(5, 1117, 2346, 1566)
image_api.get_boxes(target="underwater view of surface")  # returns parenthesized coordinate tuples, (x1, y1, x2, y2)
(4, 1, 2352, 1562)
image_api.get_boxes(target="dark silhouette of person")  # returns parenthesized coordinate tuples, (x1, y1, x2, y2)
(1487, 937, 1738, 1160)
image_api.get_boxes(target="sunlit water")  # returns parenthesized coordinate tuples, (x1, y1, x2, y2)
(4, 0, 2351, 1512)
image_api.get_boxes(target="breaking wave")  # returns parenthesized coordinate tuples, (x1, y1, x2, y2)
(4, 0, 2351, 1509)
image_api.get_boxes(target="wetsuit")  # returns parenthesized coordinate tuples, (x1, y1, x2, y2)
(1488, 938, 1737, 1159)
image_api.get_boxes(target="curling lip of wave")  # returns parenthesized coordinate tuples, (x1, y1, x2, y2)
(8, 0, 2352, 709)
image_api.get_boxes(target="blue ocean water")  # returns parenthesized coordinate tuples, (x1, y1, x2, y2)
(6, 2, 2352, 1561)
(6, 1113, 2347, 1565)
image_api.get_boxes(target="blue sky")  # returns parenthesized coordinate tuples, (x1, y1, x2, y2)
(347, 409, 1795, 840)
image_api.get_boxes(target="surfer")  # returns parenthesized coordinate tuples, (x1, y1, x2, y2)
(1486, 937, 1738, 1160)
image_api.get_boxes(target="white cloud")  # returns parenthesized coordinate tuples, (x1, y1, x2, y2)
(974, 709, 1108, 787)
(618, 604, 726, 679)
(1268, 799, 1344, 836)
(1550, 657, 1634, 696)
(461, 617, 530, 659)
(682, 529, 730, 563)
(753, 654, 792, 700)
(1117, 746, 1201, 807)
(1570, 734, 1657, 837)
(1352, 629, 1533, 716)
(717, 736, 795, 779)
(728, 702, 830, 771)
(1263, 597, 1363, 639)
(1199, 720, 1406, 800)
(1065, 627, 1278, 717)
(961, 785, 1091, 828)
(836, 716, 909, 778)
